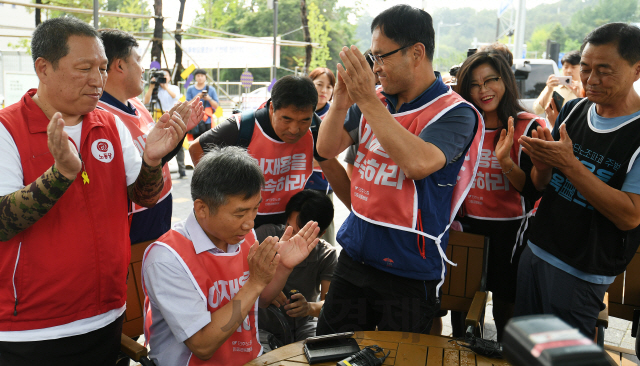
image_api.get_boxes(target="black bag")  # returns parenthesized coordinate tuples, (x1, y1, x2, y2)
(188, 120, 207, 136)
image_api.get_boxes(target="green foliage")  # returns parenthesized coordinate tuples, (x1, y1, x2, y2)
(7, 39, 31, 54)
(100, 0, 151, 32)
(308, 1, 331, 69)
(185, 0, 355, 80)
(38, 0, 150, 32)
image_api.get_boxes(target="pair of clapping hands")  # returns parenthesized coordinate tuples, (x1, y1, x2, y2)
(247, 221, 321, 318)
(49, 97, 205, 180)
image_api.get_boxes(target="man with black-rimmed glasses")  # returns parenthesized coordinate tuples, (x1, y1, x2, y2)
(316, 4, 481, 335)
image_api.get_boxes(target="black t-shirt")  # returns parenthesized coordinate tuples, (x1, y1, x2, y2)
(197, 102, 326, 162)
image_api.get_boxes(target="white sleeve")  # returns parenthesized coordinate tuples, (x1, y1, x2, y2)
(114, 115, 142, 186)
(171, 85, 182, 104)
(0, 123, 25, 196)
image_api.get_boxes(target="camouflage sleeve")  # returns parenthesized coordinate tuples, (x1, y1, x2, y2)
(127, 159, 164, 208)
(0, 165, 74, 241)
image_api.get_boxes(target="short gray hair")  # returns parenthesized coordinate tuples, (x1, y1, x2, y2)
(191, 146, 265, 212)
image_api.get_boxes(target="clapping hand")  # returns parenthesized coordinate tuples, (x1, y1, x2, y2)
(47, 112, 81, 180)
(277, 221, 320, 270)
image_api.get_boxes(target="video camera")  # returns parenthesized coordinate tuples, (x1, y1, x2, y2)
(149, 68, 166, 84)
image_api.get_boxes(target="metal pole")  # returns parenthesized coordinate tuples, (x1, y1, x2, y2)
(435, 21, 442, 71)
(272, 0, 278, 81)
(513, 0, 526, 59)
(93, 0, 98, 28)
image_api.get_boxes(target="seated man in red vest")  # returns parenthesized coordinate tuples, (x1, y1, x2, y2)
(0, 17, 188, 365)
(97, 28, 204, 245)
(188, 76, 350, 229)
(142, 146, 320, 366)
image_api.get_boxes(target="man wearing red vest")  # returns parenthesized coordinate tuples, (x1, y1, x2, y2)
(188, 76, 350, 229)
(316, 5, 482, 335)
(97, 29, 203, 245)
(142, 146, 320, 366)
(0, 17, 189, 365)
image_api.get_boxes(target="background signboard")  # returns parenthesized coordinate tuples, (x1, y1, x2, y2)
(139, 38, 280, 70)
(3, 72, 38, 107)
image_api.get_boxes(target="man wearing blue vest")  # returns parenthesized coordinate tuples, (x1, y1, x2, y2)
(316, 5, 480, 335)
(516, 23, 640, 339)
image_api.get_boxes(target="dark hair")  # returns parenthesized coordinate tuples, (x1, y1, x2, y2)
(581, 23, 640, 65)
(194, 68, 207, 76)
(561, 50, 581, 66)
(32, 16, 99, 69)
(191, 146, 265, 213)
(454, 51, 525, 132)
(285, 190, 334, 234)
(271, 75, 318, 111)
(478, 42, 513, 66)
(371, 5, 435, 60)
(98, 29, 139, 71)
(308, 68, 336, 88)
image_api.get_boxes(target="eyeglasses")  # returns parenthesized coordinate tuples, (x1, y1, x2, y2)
(470, 77, 502, 93)
(367, 45, 412, 66)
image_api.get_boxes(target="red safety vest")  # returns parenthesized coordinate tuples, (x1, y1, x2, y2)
(236, 113, 314, 215)
(0, 89, 130, 331)
(465, 112, 546, 219)
(97, 98, 173, 213)
(351, 88, 484, 240)
(143, 230, 261, 365)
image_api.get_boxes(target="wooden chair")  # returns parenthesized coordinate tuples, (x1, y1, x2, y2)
(440, 231, 490, 337)
(119, 239, 156, 366)
(596, 245, 640, 357)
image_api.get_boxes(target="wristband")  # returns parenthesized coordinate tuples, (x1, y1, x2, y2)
(502, 161, 515, 175)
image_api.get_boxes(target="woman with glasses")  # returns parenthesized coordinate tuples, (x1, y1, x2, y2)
(453, 51, 546, 341)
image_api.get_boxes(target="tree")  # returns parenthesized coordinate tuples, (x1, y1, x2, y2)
(185, 0, 355, 81)
(307, 1, 331, 69)
(151, 0, 163, 68)
(173, 0, 187, 84)
(300, 0, 312, 73)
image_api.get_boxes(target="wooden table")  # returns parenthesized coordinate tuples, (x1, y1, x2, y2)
(244, 331, 510, 366)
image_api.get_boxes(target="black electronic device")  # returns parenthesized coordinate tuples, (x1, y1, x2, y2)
(503, 315, 610, 366)
(337, 345, 390, 366)
(149, 69, 166, 84)
(202, 89, 208, 95)
(552, 91, 565, 111)
(302, 332, 359, 364)
(467, 48, 478, 57)
(512, 60, 532, 81)
(146, 68, 165, 115)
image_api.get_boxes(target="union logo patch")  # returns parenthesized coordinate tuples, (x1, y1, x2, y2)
(91, 139, 115, 163)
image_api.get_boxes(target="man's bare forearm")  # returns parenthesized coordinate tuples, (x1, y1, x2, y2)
(128, 159, 163, 208)
(0, 166, 74, 241)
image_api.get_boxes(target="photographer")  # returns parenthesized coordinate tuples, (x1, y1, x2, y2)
(186, 69, 219, 138)
(144, 69, 182, 112)
(144, 69, 187, 178)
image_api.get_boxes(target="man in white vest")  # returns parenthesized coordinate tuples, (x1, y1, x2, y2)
(97, 29, 203, 245)
(142, 146, 320, 366)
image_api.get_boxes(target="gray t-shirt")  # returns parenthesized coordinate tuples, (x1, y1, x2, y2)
(255, 224, 338, 340)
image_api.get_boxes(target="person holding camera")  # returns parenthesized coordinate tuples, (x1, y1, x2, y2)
(532, 50, 583, 124)
(143, 69, 188, 178)
(186, 69, 219, 139)
(144, 69, 182, 113)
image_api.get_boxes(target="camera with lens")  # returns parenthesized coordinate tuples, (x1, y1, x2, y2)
(149, 68, 166, 84)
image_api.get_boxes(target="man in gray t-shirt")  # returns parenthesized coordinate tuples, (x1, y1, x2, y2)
(255, 190, 337, 349)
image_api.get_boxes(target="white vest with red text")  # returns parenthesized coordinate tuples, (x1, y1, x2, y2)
(234, 113, 314, 216)
(465, 112, 546, 220)
(97, 97, 172, 213)
(142, 229, 262, 366)
(350, 87, 484, 292)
